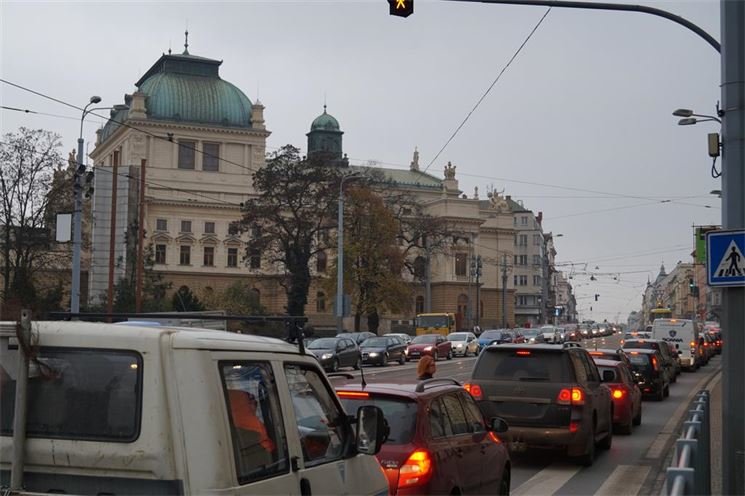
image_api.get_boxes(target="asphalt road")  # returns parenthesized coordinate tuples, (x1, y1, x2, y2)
(332, 335, 722, 496)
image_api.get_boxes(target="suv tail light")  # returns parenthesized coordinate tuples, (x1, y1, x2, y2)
(398, 449, 433, 488)
(651, 356, 659, 371)
(464, 383, 483, 400)
(557, 387, 585, 405)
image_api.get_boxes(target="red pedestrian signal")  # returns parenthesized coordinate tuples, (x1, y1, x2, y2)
(389, 0, 413, 18)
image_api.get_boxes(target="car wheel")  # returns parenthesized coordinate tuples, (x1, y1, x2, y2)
(656, 386, 665, 401)
(433, 351, 439, 361)
(577, 424, 595, 467)
(399, 353, 405, 365)
(498, 466, 510, 496)
(331, 358, 339, 373)
(664, 385, 670, 398)
(382, 353, 388, 366)
(446, 349, 453, 360)
(354, 357, 361, 370)
(632, 406, 642, 426)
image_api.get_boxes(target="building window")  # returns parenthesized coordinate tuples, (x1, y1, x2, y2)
(202, 143, 220, 172)
(316, 291, 326, 313)
(455, 253, 467, 276)
(518, 234, 528, 246)
(513, 217, 517, 226)
(514, 275, 527, 286)
(517, 295, 529, 306)
(414, 256, 426, 279)
(415, 295, 424, 314)
(533, 234, 542, 246)
(181, 220, 192, 233)
(227, 247, 238, 267)
(533, 275, 542, 286)
(178, 140, 196, 170)
(533, 255, 541, 266)
(203, 246, 215, 266)
(251, 288, 261, 306)
(250, 248, 261, 269)
(521, 216, 528, 225)
(204, 221, 215, 234)
(179, 245, 191, 265)
(156, 218, 168, 231)
(514, 255, 527, 266)
(317, 251, 327, 273)
(155, 244, 166, 264)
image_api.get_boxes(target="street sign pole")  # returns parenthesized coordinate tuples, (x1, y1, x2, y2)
(720, 2, 745, 492)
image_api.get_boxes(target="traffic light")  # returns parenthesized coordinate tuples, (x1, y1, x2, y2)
(389, 0, 414, 18)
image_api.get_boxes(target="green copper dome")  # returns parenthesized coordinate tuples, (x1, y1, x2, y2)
(310, 107, 340, 131)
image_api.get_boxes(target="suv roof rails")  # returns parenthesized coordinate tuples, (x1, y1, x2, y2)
(415, 378, 462, 393)
(563, 342, 583, 348)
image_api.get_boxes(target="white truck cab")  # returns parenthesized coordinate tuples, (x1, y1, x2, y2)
(0, 321, 388, 495)
(652, 318, 699, 370)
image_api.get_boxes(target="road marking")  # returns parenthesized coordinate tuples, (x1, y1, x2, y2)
(594, 465, 650, 496)
(512, 465, 580, 496)
(645, 367, 722, 459)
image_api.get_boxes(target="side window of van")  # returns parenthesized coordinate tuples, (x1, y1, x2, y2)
(284, 364, 348, 466)
(1, 347, 142, 442)
(220, 362, 289, 485)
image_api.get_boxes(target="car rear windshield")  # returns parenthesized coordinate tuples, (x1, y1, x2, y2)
(339, 395, 416, 445)
(627, 354, 653, 372)
(472, 349, 574, 382)
(597, 366, 618, 381)
(1, 347, 142, 442)
(626, 341, 659, 351)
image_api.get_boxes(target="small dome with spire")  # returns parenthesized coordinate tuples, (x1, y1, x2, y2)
(310, 105, 340, 131)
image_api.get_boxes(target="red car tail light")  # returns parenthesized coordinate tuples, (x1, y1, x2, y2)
(651, 356, 659, 370)
(337, 391, 370, 399)
(612, 388, 625, 400)
(464, 383, 483, 400)
(569, 421, 580, 433)
(488, 431, 502, 444)
(516, 350, 531, 356)
(398, 449, 433, 488)
(557, 387, 585, 405)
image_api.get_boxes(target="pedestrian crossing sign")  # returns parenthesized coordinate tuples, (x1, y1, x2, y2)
(707, 229, 745, 287)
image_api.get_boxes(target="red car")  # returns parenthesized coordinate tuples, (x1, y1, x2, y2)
(406, 334, 453, 361)
(336, 380, 511, 495)
(592, 358, 642, 434)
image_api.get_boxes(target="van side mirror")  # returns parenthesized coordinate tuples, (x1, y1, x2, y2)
(355, 405, 387, 455)
(489, 417, 509, 433)
(602, 370, 615, 382)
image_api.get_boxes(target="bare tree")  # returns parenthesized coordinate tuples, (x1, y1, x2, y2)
(0, 128, 68, 310)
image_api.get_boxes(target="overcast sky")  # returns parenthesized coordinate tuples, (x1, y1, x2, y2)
(1, 0, 721, 322)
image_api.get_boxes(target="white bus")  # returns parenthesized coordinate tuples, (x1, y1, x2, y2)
(652, 318, 700, 371)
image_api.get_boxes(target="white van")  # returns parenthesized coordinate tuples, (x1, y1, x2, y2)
(0, 321, 389, 495)
(652, 318, 699, 370)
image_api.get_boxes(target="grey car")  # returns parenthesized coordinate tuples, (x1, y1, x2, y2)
(307, 337, 361, 372)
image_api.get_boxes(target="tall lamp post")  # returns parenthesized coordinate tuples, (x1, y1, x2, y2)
(336, 173, 362, 333)
(71, 96, 102, 314)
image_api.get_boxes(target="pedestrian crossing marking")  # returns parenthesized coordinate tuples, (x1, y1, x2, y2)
(714, 240, 743, 277)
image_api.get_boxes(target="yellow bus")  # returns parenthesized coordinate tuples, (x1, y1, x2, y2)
(649, 307, 673, 323)
(415, 313, 456, 336)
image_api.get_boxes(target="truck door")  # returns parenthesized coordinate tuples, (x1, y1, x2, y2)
(281, 363, 386, 496)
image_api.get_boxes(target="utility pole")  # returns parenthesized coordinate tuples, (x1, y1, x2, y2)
(501, 254, 508, 328)
(106, 150, 119, 319)
(471, 255, 483, 327)
(720, 2, 745, 493)
(424, 237, 432, 312)
(135, 159, 146, 313)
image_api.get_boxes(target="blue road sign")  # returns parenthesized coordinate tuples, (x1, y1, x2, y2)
(707, 229, 745, 287)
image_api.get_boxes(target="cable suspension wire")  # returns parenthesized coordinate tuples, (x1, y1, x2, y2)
(421, 7, 552, 174)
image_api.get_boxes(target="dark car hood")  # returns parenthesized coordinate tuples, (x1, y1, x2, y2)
(360, 346, 387, 353)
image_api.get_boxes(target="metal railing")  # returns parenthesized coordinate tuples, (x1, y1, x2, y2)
(663, 390, 711, 496)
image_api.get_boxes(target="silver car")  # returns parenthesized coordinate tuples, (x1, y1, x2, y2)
(446, 331, 479, 356)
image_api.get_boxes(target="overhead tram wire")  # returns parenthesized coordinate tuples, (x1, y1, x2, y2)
(420, 7, 552, 175)
(0, 78, 261, 176)
(1, 105, 107, 124)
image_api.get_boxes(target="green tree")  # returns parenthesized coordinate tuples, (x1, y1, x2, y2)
(172, 285, 205, 312)
(231, 145, 342, 317)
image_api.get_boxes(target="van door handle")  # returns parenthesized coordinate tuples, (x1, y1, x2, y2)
(300, 477, 312, 496)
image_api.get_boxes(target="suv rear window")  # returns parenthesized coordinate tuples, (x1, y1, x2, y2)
(626, 341, 660, 352)
(1, 347, 142, 442)
(472, 349, 574, 382)
(339, 394, 416, 444)
(627, 354, 652, 372)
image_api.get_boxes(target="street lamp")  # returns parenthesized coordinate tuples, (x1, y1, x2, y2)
(71, 96, 102, 314)
(672, 108, 722, 125)
(336, 173, 363, 333)
(71, 97, 127, 314)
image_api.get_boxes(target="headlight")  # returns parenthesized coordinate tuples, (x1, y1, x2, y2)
(455, 343, 463, 348)
(321, 353, 332, 360)
(424, 346, 433, 351)
(368, 352, 379, 357)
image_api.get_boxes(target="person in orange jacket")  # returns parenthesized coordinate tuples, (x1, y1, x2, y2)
(417, 349, 436, 380)
(228, 389, 276, 453)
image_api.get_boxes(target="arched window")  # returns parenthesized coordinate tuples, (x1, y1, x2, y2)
(317, 251, 327, 273)
(413, 256, 426, 279)
(316, 292, 326, 313)
(415, 296, 424, 314)
(251, 288, 261, 306)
